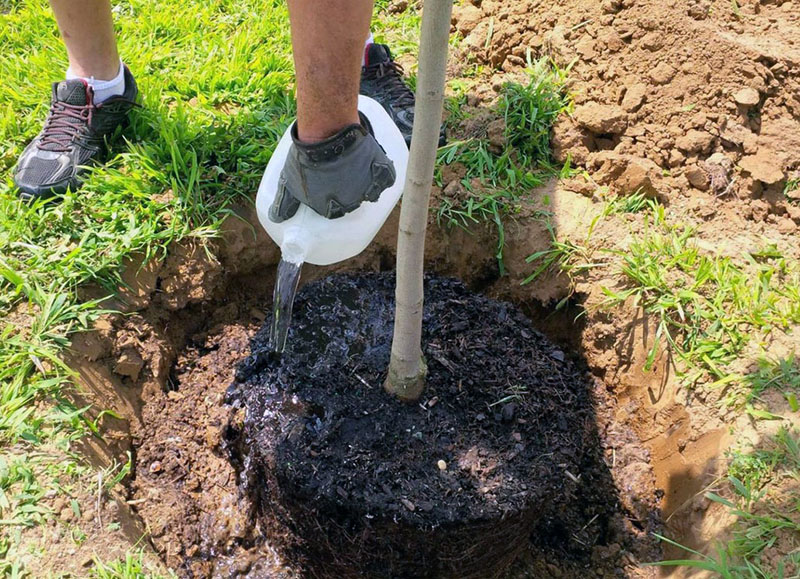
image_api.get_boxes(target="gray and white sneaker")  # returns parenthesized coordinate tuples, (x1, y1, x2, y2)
(13, 66, 138, 201)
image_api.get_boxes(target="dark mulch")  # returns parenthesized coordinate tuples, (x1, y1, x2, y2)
(227, 273, 595, 578)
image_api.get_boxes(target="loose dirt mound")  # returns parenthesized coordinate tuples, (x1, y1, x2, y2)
(452, 0, 799, 217)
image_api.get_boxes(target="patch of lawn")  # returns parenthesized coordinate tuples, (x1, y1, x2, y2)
(435, 56, 572, 273)
(743, 356, 800, 411)
(0, 454, 49, 529)
(0, 0, 295, 442)
(501, 57, 572, 163)
(604, 190, 650, 215)
(372, 0, 422, 57)
(1, 0, 296, 573)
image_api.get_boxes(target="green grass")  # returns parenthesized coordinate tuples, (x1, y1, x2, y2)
(785, 177, 799, 200)
(0, 446, 96, 576)
(518, 190, 655, 303)
(595, 199, 800, 574)
(1, 0, 296, 446)
(501, 57, 572, 163)
(435, 56, 572, 273)
(0, 0, 300, 574)
(648, 535, 758, 578)
(604, 190, 650, 215)
(524, 196, 800, 402)
(743, 356, 800, 411)
(520, 213, 607, 308)
(655, 429, 800, 577)
(89, 550, 176, 579)
(372, 0, 422, 57)
(731, 0, 743, 19)
(601, 203, 800, 401)
(0, 454, 49, 529)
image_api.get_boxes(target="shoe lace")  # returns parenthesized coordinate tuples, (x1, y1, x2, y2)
(39, 100, 95, 151)
(363, 61, 415, 109)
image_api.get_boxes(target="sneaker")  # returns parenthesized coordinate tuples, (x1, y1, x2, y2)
(360, 43, 447, 148)
(13, 66, 138, 201)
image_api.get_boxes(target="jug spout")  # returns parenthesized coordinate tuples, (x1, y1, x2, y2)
(280, 227, 309, 265)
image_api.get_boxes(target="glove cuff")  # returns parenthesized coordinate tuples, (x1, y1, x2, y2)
(291, 112, 375, 164)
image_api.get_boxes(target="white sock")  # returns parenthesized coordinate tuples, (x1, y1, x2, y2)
(66, 60, 125, 104)
(361, 33, 375, 67)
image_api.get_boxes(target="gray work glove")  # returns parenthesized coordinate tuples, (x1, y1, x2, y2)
(269, 112, 396, 222)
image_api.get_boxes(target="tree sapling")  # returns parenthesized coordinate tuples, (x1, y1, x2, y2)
(385, 0, 454, 401)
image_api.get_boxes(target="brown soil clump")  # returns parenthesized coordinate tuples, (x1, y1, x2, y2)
(452, 0, 800, 210)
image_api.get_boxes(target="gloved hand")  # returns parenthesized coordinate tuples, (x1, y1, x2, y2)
(269, 112, 397, 223)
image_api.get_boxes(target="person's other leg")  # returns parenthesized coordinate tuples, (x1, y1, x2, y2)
(51, 0, 120, 81)
(14, 0, 138, 200)
(360, 41, 447, 147)
(287, 0, 373, 142)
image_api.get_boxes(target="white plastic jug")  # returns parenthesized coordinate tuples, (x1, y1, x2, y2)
(255, 95, 409, 266)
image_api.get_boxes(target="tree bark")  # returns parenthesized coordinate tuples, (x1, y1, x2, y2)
(384, 0, 453, 401)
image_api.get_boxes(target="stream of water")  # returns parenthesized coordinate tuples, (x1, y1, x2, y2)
(269, 258, 303, 353)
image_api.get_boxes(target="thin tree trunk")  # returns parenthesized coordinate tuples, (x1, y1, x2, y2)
(385, 0, 453, 401)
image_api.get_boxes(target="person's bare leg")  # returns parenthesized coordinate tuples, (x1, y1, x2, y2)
(50, 0, 120, 80)
(287, 0, 373, 143)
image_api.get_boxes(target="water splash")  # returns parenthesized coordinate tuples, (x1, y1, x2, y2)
(270, 258, 303, 353)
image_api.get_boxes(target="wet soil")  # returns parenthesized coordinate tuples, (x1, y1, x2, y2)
(122, 269, 662, 578)
(228, 273, 589, 577)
